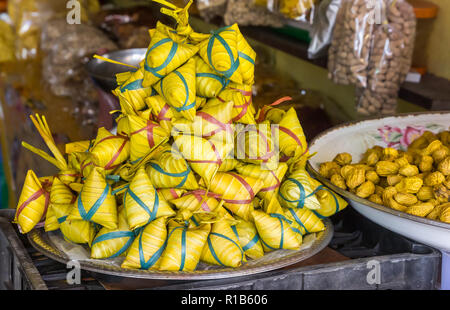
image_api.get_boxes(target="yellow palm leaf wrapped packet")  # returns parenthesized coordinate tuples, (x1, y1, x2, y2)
(65, 140, 92, 154)
(279, 168, 321, 210)
(89, 127, 130, 173)
(174, 134, 233, 187)
(146, 148, 199, 190)
(208, 83, 255, 124)
(44, 205, 60, 232)
(201, 219, 246, 268)
(236, 162, 288, 204)
(146, 95, 182, 133)
(159, 220, 211, 271)
(128, 114, 170, 163)
(69, 167, 118, 229)
(142, 28, 198, 87)
(198, 24, 243, 85)
(121, 217, 168, 270)
(255, 98, 291, 124)
(154, 58, 197, 121)
(204, 172, 264, 221)
(194, 55, 229, 98)
(231, 217, 264, 260)
(194, 100, 234, 142)
(284, 207, 325, 236)
(91, 207, 135, 259)
(157, 188, 186, 201)
(170, 189, 223, 213)
(235, 121, 279, 170)
(218, 158, 240, 172)
(309, 178, 348, 218)
(113, 67, 154, 112)
(45, 177, 76, 232)
(53, 203, 96, 246)
(252, 209, 301, 251)
(14, 170, 49, 233)
(278, 107, 309, 166)
(235, 24, 256, 85)
(124, 167, 175, 230)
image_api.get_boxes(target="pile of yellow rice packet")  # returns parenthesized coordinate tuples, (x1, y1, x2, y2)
(13, 0, 347, 271)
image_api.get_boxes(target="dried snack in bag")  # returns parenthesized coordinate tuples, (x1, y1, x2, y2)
(121, 217, 168, 270)
(91, 207, 135, 259)
(158, 221, 211, 271)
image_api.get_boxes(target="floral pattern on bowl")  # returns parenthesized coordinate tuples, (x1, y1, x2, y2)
(371, 123, 446, 151)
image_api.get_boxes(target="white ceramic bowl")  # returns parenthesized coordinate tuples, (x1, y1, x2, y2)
(307, 112, 450, 252)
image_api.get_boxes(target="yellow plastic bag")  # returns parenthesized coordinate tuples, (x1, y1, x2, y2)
(124, 167, 175, 230)
(198, 24, 243, 84)
(90, 127, 130, 173)
(194, 55, 229, 98)
(236, 162, 288, 204)
(159, 221, 211, 271)
(128, 114, 170, 162)
(69, 167, 118, 229)
(121, 217, 168, 270)
(142, 28, 198, 87)
(309, 178, 348, 218)
(205, 172, 264, 221)
(174, 134, 233, 187)
(231, 217, 264, 260)
(91, 207, 135, 259)
(146, 148, 199, 190)
(201, 219, 245, 267)
(14, 170, 49, 233)
(279, 168, 321, 210)
(154, 58, 197, 121)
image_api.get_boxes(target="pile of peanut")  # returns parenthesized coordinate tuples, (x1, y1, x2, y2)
(328, 0, 416, 115)
(319, 130, 450, 223)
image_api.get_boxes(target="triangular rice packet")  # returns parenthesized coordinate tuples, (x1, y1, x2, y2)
(309, 178, 348, 218)
(146, 95, 182, 133)
(218, 158, 240, 172)
(173, 134, 233, 187)
(198, 24, 243, 84)
(142, 29, 198, 87)
(69, 167, 118, 229)
(128, 114, 170, 162)
(14, 170, 49, 233)
(121, 217, 168, 270)
(170, 189, 223, 213)
(194, 55, 229, 98)
(231, 216, 264, 260)
(278, 107, 309, 164)
(236, 162, 288, 204)
(124, 167, 175, 230)
(113, 67, 154, 112)
(194, 100, 234, 142)
(158, 220, 211, 271)
(157, 188, 186, 201)
(205, 172, 264, 221)
(90, 127, 130, 173)
(146, 148, 199, 190)
(53, 203, 96, 246)
(284, 207, 325, 235)
(154, 58, 197, 121)
(279, 168, 321, 210)
(91, 207, 135, 259)
(201, 219, 246, 267)
(235, 24, 256, 85)
(44, 205, 60, 232)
